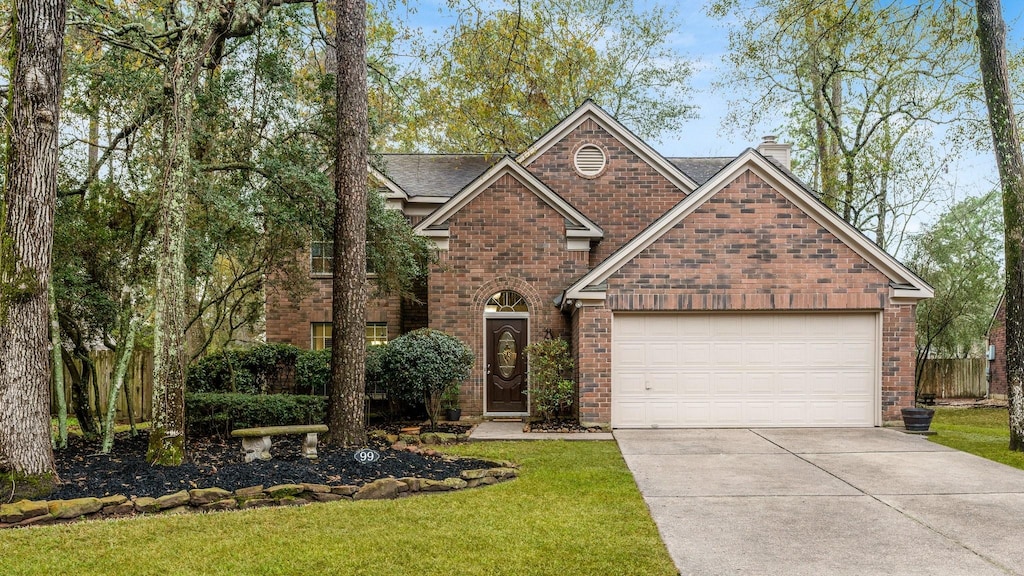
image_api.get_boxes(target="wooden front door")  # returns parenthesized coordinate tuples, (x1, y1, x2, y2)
(486, 318, 528, 413)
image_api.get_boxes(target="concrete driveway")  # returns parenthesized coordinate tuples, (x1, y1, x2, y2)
(615, 428, 1024, 576)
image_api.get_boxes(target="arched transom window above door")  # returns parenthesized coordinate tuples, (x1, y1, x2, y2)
(485, 290, 529, 313)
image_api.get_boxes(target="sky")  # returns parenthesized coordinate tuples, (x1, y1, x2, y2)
(395, 0, 1024, 210)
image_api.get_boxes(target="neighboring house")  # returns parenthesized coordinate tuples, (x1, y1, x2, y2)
(265, 101, 933, 428)
(987, 295, 1007, 400)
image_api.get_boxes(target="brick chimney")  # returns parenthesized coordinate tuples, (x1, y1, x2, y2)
(756, 135, 792, 170)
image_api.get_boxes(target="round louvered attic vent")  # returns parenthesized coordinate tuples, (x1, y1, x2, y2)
(574, 144, 607, 178)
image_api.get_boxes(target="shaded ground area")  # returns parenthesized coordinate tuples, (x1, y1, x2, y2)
(52, 428, 487, 500)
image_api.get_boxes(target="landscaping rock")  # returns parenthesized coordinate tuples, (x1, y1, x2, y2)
(398, 434, 419, 444)
(300, 483, 331, 494)
(423, 449, 437, 457)
(486, 467, 518, 479)
(353, 478, 405, 500)
(420, 477, 467, 492)
(1, 500, 49, 523)
(369, 430, 390, 441)
(386, 434, 399, 444)
(155, 490, 191, 510)
(189, 487, 232, 505)
(399, 477, 422, 492)
(331, 485, 359, 496)
(234, 485, 265, 498)
(161, 505, 190, 515)
(391, 441, 408, 451)
(460, 469, 488, 480)
(278, 496, 309, 507)
(240, 498, 276, 509)
(48, 497, 103, 519)
(134, 497, 160, 513)
(266, 484, 303, 498)
(103, 502, 135, 516)
(99, 495, 128, 507)
(309, 492, 345, 503)
(201, 499, 239, 512)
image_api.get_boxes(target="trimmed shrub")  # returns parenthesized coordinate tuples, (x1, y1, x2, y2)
(295, 349, 331, 396)
(186, 392, 326, 438)
(378, 328, 473, 429)
(524, 337, 575, 420)
(187, 343, 302, 394)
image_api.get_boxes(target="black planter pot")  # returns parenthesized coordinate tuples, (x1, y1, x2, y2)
(446, 408, 462, 422)
(901, 407, 935, 432)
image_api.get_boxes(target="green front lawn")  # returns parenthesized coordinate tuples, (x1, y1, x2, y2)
(929, 406, 1024, 471)
(0, 441, 676, 576)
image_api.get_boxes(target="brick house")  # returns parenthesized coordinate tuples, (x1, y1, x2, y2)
(265, 101, 932, 428)
(987, 295, 1007, 400)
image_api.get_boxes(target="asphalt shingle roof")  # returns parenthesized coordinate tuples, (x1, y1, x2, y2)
(377, 153, 740, 198)
(378, 154, 494, 198)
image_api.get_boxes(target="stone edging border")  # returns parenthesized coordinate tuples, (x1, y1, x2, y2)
(0, 459, 518, 529)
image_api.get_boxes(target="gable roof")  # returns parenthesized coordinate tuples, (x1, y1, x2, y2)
(561, 148, 934, 304)
(667, 157, 734, 186)
(413, 156, 604, 249)
(517, 100, 699, 192)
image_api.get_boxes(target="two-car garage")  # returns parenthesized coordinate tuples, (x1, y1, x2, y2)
(611, 313, 879, 428)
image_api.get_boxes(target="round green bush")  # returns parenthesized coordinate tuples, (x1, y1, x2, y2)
(378, 328, 473, 427)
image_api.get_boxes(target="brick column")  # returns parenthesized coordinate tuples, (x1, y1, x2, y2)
(573, 305, 613, 427)
(882, 303, 916, 423)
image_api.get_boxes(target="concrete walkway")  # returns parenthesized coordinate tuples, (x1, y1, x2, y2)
(469, 420, 613, 441)
(616, 428, 1024, 576)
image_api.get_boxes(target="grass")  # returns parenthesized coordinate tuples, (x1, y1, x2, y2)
(0, 441, 676, 576)
(928, 406, 1024, 471)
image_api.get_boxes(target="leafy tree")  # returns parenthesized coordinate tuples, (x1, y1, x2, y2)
(709, 0, 976, 249)
(397, 0, 693, 153)
(976, 0, 1024, 450)
(0, 0, 66, 499)
(378, 329, 474, 431)
(908, 192, 1003, 389)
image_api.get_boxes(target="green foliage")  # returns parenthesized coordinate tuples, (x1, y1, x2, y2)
(185, 392, 327, 438)
(365, 190, 437, 301)
(524, 337, 576, 420)
(295, 348, 331, 396)
(909, 191, 1003, 367)
(398, 0, 693, 153)
(378, 329, 474, 429)
(187, 343, 301, 394)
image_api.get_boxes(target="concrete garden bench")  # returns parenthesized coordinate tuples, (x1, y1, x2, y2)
(230, 424, 329, 463)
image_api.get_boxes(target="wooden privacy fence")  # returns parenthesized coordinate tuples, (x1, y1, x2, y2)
(51, 350, 154, 423)
(918, 358, 987, 399)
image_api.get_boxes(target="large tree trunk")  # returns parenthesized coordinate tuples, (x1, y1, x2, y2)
(147, 13, 207, 467)
(328, 0, 368, 446)
(0, 0, 66, 499)
(976, 0, 1024, 451)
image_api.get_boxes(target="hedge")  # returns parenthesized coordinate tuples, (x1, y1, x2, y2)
(186, 392, 327, 438)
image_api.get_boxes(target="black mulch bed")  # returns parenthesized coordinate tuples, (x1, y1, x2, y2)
(51, 430, 491, 501)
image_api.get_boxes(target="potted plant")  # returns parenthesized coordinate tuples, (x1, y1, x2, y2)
(442, 384, 461, 422)
(901, 405, 935, 432)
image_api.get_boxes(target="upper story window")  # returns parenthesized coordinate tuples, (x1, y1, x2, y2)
(485, 290, 529, 313)
(310, 233, 376, 276)
(311, 232, 333, 275)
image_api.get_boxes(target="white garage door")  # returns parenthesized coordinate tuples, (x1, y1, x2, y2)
(611, 313, 878, 428)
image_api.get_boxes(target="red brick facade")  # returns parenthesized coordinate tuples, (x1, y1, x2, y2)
(264, 104, 927, 426)
(572, 169, 916, 425)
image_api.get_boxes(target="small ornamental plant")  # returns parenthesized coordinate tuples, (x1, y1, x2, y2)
(524, 337, 575, 420)
(378, 328, 474, 430)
